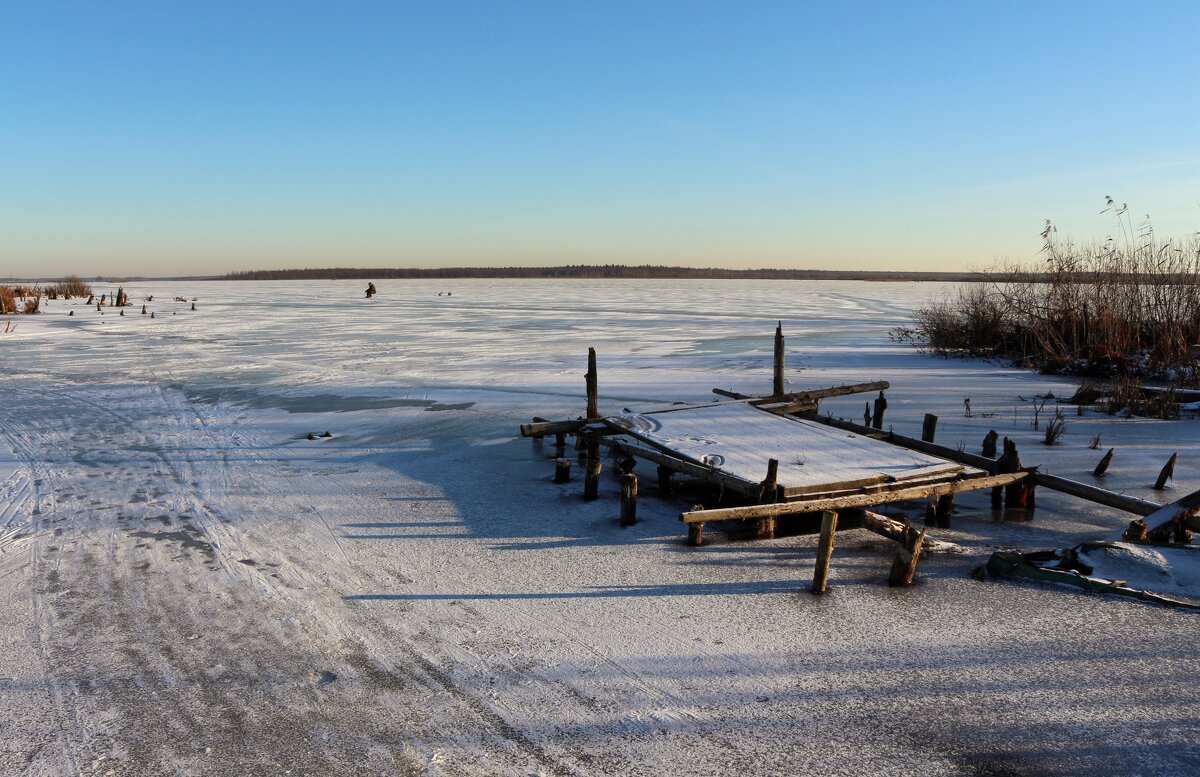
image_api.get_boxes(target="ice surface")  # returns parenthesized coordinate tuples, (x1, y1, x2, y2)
(1, 279, 1198, 775)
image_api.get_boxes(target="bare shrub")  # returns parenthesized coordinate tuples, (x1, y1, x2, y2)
(0, 285, 16, 315)
(52, 275, 92, 298)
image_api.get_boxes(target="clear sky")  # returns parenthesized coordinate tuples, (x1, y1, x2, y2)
(3, 1, 1200, 276)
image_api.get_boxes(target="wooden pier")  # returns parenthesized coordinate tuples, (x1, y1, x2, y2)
(520, 325, 1200, 597)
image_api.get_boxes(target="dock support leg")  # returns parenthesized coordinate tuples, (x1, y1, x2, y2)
(657, 465, 673, 497)
(888, 526, 925, 586)
(553, 458, 571, 483)
(687, 520, 705, 546)
(935, 493, 953, 528)
(812, 510, 838, 595)
(620, 473, 638, 526)
(583, 436, 601, 501)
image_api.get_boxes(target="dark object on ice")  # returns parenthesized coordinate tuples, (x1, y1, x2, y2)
(191, 302, 196, 311)
(86, 294, 94, 305)
(921, 413, 937, 443)
(365, 282, 377, 298)
(307, 433, 317, 440)
(1093, 448, 1114, 477)
(871, 390, 887, 429)
(554, 458, 571, 483)
(1155, 453, 1178, 490)
(151, 312, 156, 318)
(68, 310, 74, 316)
(315, 671, 338, 686)
(981, 429, 998, 458)
(142, 304, 147, 314)
(120, 309, 125, 316)
(115, 287, 129, 307)
(320, 431, 332, 438)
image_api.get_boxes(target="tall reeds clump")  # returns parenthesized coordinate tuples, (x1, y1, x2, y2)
(899, 204, 1200, 385)
(51, 274, 92, 298)
(0, 285, 17, 315)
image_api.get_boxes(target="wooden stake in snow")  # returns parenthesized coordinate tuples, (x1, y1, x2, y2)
(1154, 453, 1178, 490)
(620, 473, 638, 526)
(1093, 448, 1114, 477)
(141, 304, 147, 315)
(812, 510, 838, 595)
(756, 458, 779, 539)
(554, 458, 572, 483)
(888, 525, 925, 587)
(864, 402, 872, 426)
(921, 414, 938, 443)
(772, 322, 785, 397)
(586, 348, 599, 420)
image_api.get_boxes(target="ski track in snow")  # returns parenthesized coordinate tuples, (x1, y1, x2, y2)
(1, 279, 1198, 776)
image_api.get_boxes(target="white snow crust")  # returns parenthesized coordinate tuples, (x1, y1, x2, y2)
(1, 279, 1198, 776)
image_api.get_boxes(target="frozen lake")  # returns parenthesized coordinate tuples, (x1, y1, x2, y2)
(1, 279, 1197, 775)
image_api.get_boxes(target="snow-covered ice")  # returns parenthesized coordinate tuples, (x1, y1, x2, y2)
(1, 279, 1198, 775)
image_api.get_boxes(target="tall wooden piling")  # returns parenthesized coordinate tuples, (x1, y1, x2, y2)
(585, 348, 599, 420)
(921, 414, 938, 443)
(620, 473, 638, 526)
(554, 458, 572, 483)
(934, 494, 954, 528)
(981, 430, 998, 458)
(1155, 453, 1178, 490)
(811, 510, 838, 595)
(872, 391, 887, 429)
(772, 322, 785, 397)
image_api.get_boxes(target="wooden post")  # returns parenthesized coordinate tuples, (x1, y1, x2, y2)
(688, 506, 705, 546)
(554, 431, 566, 453)
(554, 458, 572, 483)
(872, 391, 887, 429)
(772, 322, 785, 397)
(921, 414, 938, 443)
(756, 458, 779, 539)
(620, 473, 638, 526)
(888, 526, 925, 586)
(1092, 448, 1114, 477)
(656, 464, 673, 497)
(1122, 518, 1148, 543)
(864, 402, 872, 426)
(585, 347, 599, 420)
(934, 494, 953, 528)
(1154, 453, 1178, 490)
(981, 430, 998, 458)
(811, 510, 838, 595)
(583, 435, 602, 501)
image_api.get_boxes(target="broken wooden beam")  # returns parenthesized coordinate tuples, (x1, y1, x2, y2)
(521, 419, 589, 438)
(811, 510, 838, 594)
(1031, 472, 1158, 516)
(855, 510, 945, 553)
(713, 380, 889, 406)
(1111, 487, 1200, 543)
(679, 471, 1027, 523)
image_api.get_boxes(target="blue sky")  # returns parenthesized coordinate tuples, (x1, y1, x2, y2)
(3, 1, 1199, 275)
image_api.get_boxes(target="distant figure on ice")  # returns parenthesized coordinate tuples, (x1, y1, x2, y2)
(365, 282, 377, 299)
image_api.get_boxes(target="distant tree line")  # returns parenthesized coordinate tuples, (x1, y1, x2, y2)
(218, 265, 987, 282)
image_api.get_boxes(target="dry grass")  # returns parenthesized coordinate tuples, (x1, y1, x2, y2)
(897, 206, 1200, 386)
(51, 275, 92, 298)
